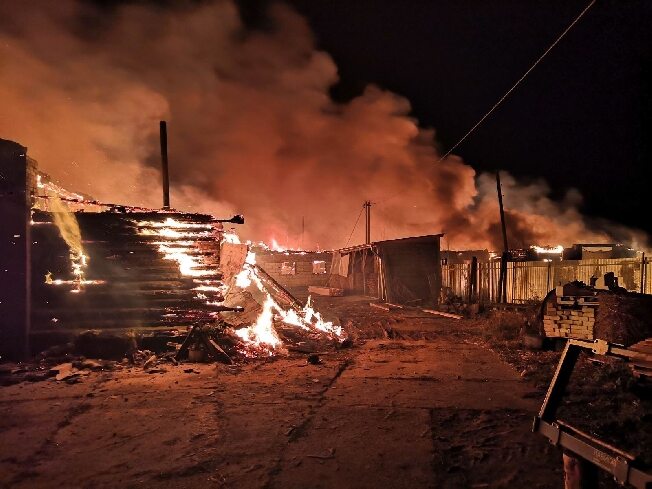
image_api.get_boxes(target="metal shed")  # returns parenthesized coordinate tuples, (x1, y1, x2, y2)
(330, 235, 443, 305)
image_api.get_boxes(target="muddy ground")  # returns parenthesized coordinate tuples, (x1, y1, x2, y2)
(0, 296, 642, 488)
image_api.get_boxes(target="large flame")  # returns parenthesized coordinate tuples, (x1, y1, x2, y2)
(230, 250, 343, 354)
(234, 297, 282, 353)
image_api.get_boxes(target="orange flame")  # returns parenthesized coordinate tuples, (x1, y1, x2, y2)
(231, 251, 343, 353)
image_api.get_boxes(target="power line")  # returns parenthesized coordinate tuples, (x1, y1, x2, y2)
(325, 204, 365, 287)
(438, 0, 597, 162)
(343, 205, 365, 249)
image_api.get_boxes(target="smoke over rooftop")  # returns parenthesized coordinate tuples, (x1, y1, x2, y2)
(0, 0, 646, 250)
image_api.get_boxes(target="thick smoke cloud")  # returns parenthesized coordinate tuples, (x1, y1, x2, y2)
(0, 0, 645, 250)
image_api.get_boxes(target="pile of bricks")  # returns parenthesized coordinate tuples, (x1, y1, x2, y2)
(543, 285, 599, 340)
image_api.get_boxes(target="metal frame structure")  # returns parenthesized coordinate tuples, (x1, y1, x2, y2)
(532, 339, 652, 488)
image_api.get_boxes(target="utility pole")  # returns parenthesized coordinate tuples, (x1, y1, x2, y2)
(496, 171, 509, 252)
(496, 171, 509, 303)
(160, 121, 170, 209)
(364, 200, 372, 244)
(301, 216, 305, 250)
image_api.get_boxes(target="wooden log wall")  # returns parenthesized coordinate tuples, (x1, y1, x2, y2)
(30, 210, 225, 350)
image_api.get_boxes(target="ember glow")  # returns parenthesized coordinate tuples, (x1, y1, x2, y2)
(135, 218, 224, 307)
(137, 218, 212, 230)
(136, 218, 216, 277)
(156, 244, 214, 277)
(36, 174, 86, 203)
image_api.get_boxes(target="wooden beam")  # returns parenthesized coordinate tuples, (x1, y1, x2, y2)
(422, 309, 462, 320)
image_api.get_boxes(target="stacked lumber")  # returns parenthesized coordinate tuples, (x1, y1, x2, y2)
(543, 285, 597, 340)
(542, 283, 652, 346)
(543, 303, 596, 340)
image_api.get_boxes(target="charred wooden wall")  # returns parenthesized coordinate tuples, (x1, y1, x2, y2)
(0, 139, 33, 359)
(30, 211, 224, 353)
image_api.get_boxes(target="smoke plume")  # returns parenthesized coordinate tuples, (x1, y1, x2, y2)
(0, 0, 645, 250)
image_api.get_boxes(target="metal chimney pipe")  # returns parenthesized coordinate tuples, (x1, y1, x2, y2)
(160, 121, 170, 209)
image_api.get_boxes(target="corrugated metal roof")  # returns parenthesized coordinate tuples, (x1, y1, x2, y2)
(336, 234, 443, 254)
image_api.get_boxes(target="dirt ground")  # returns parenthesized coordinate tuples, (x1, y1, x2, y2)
(0, 296, 636, 489)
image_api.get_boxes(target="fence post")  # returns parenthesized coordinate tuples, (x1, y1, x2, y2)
(546, 261, 552, 293)
(470, 256, 478, 302)
(511, 261, 517, 303)
(499, 252, 509, 303)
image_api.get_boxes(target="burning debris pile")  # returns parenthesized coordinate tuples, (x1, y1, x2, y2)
(218, 249, 344, 357)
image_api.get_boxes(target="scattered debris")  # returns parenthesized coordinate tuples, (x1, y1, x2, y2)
(143, 355, 158, 369)
(51, 363, 75, 381)
(146, 368, 167, 374)
(50, 362, 90, 382)
(175, 324, 233, 364)
(307, 354, 321, 365)
(306, 448, 336, 460)
(74, 330, 138, 360)
(370, 302, 391, 312)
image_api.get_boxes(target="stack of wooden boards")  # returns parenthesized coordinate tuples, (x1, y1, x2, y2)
(543, 285, 598, 340)
(542, 283, 652, 347)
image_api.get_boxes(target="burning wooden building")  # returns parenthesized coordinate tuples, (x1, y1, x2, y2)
(0, 138, 343, 360)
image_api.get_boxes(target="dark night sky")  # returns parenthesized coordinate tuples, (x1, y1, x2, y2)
(266, 0, 651, 236)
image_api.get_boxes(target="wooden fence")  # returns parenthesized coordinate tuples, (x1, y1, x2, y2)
(442, 257, 651, 304)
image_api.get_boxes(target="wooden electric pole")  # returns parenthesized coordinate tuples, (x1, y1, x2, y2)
(496, 171, 509, 252)
(496, 171, 509, 303)
(364, 200, 372, 244)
